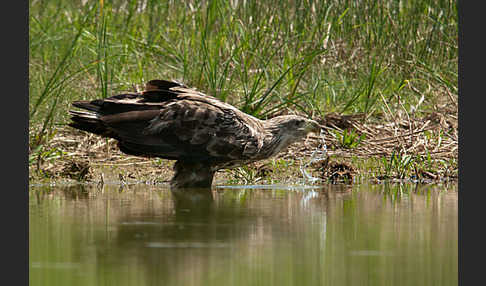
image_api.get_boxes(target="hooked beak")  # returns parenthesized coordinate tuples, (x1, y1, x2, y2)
(305, 120, 324, 134)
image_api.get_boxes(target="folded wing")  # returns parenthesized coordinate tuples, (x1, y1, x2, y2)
(69, 80, 264, 165)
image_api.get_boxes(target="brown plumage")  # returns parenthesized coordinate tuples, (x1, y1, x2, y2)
(69, 79, 322, 188)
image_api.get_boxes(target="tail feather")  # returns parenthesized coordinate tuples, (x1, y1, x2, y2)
(72, 100, 103, 112)
(69, 109, 108, 136)
(69, 110, 98, 120)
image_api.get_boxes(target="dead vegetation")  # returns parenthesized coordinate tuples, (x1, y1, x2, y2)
(275, 101, 458, 183)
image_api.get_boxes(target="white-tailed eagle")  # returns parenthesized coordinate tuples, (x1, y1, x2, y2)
(69, 80, 322, 188)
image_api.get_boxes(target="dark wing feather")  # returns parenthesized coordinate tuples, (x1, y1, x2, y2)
(140, 99, 263, 163)
(69, 80, 264, 165)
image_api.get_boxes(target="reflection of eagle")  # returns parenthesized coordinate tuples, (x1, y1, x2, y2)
(69, 80, 322, 188)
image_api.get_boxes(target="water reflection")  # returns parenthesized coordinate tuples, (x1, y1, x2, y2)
(29, 183, 457, 286)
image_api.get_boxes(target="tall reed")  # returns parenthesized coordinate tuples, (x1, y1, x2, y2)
(29, 0, 457, 145)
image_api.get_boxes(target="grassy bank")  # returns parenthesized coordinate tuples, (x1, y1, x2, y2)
(29, 0, 458, 184)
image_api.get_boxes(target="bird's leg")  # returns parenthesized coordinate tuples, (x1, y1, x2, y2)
(170, 161, 216, 189)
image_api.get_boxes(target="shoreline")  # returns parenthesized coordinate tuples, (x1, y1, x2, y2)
(29, 111, 458, 186)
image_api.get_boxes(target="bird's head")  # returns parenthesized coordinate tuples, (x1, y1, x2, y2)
(266, 115, 323, 138)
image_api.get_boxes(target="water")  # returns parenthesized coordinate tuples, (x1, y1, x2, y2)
(300, 129, 328, 184)
(29, 182, 457, 286)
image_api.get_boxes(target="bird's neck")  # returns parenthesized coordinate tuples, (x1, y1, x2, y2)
(258, 124, 292, 159)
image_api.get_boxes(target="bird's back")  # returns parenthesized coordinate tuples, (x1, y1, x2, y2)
(69, 80, 265, 168)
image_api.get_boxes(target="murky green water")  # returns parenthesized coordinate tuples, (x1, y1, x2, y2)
(29, 182, 457, 286)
